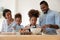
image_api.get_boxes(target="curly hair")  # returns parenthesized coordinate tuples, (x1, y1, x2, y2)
(28, 9, 40, 18)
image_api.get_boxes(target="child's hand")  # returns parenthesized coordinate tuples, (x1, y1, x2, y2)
(19, 29, 26, 33)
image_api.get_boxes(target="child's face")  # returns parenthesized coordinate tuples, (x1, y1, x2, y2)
(15, 18, 22, 25)
(30, 17, 37, 25)
(5, 12, 12, 20)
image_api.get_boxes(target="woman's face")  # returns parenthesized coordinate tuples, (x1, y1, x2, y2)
(5, 12, 12, 20)
(30, 17, 37, 25)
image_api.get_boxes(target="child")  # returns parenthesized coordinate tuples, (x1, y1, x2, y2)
(12, 13, 24, 32)
(25, 9, 40, 32)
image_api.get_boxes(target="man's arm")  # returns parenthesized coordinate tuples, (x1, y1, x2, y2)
(55, 12, 60, 28)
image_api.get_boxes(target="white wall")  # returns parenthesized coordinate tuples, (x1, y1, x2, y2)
(0, 0, 16, 17)
(45, 0, 60, 12)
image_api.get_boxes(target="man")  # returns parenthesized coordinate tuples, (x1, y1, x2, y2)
(39, 1, 60, 28)
(39, 1, 60, 34)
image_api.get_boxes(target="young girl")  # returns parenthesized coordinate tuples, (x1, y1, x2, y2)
(1, 9, 14, 32)
(12, 13, 24, 32)
(25, 9, 40, 32)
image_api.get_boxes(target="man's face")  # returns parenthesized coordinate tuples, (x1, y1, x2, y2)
(40, 4, 48, 13)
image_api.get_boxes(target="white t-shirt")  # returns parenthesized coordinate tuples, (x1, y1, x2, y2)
(1, 19, 14, 32)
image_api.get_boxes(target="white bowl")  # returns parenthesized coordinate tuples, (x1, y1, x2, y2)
(30, 28, 41, 35)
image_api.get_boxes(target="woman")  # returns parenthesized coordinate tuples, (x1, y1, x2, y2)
(1, 9, 14, 32)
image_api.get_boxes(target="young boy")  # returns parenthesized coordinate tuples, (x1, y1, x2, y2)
(12, 13, 24, 32)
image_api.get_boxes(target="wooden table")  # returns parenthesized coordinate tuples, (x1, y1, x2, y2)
(0, 35, 60, 40)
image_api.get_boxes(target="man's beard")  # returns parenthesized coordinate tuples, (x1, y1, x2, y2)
(44, 9, 49, 14)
